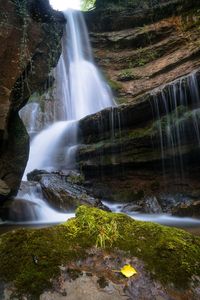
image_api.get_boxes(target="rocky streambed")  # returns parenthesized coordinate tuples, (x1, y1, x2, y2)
(1, 169, 200, 236)
(0, 169, 200, 299)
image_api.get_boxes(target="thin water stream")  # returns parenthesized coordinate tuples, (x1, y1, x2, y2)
(151, 71, 200, 175)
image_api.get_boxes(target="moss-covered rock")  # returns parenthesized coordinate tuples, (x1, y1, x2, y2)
(0, 206, 199, 298)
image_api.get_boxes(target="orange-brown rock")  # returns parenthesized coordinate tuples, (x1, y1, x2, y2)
(0, 0, 64, 198)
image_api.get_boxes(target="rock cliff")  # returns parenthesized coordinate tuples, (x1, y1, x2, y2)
(0, 0, 64, 200)
(77, 0, 200, 205)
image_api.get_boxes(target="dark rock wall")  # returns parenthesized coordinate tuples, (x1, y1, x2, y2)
(0, 0, 64, 198)
(79, 0, 200, 173)
(77, 0, 200, 202)
(85, 0, 199, 32)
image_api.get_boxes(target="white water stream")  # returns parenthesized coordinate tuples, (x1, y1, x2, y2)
(15, 9, 115, 223)
(24, 9, 115, 178)
(103, 202, 200, 228)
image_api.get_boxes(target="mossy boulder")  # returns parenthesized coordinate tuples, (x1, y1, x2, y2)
(0, 206, 199, 298)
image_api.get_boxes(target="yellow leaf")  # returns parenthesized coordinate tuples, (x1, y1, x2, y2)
(120, 264, 137, 278)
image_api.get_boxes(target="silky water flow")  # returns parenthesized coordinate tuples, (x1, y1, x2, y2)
(13, 9, 115, 223)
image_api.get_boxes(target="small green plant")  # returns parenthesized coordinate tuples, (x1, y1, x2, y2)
(95, 219, 120, 248)
(107, 79, 123, 92)
(76, 207, 121, 248)
(136, 47, 159, 66)
(118, 69, 139, 81)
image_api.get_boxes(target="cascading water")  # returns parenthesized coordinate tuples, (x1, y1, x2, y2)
(23, 121, 77, 174)
(55, 10, 115, 120)
(6, 183, 74, 224)
(17, 9, 115, 223)
(19, 102, 40, 137)
(24, 9, 115, 177)
(152, 70, 200, 176)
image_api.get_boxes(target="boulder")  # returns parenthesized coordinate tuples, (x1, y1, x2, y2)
(27, 169, 50, 181)
(121, 203, 142, 213)
(142, 197, 163, 214)
(0, 206, 199, 299)
(172, 200, 200, 218)
(0, 180, 45, 221)
(0, 198, 38, 222)
(30, 172, 109, 212)
(0, 180, 11, 202)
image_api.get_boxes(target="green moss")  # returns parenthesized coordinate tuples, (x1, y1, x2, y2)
(0, 206, 199, 298)
(152, 106, 200, 134)
(79, 124, 155, 151)
(115, 97, 127, 104)
(126, 125, 155, 139)
(107, 79, 123, 92)
(118, 69, 140, 81)
(125, 47, 160, 68)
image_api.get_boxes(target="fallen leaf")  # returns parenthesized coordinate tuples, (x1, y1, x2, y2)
(120, 264, 137, 278)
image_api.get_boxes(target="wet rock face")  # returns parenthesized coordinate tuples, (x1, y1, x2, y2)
(0, 180, 11, 202)
(172, 200, 200, 218)
(79, 0, 200, 214)
(82, 169, 200, 217)
(78, 71, 200, 173)
(27, 170, 109, 212)
(0, 0, 64, 199)
(86, 0, 199, 32)
(0, 198, 38, 222)
(0, 180, 43, 222)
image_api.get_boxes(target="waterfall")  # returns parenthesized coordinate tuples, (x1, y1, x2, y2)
(16, 9, 115, 222)
(151, 71, 200, 175)
(6, 183, 74, 223)
(23, 9, 115, 178)
(55, 9, 115, 120)
(24, 121, 77, 174)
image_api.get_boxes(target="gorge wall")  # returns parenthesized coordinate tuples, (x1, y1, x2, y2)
(0, 0, 64, 200)
(77, 0, 200, 208)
